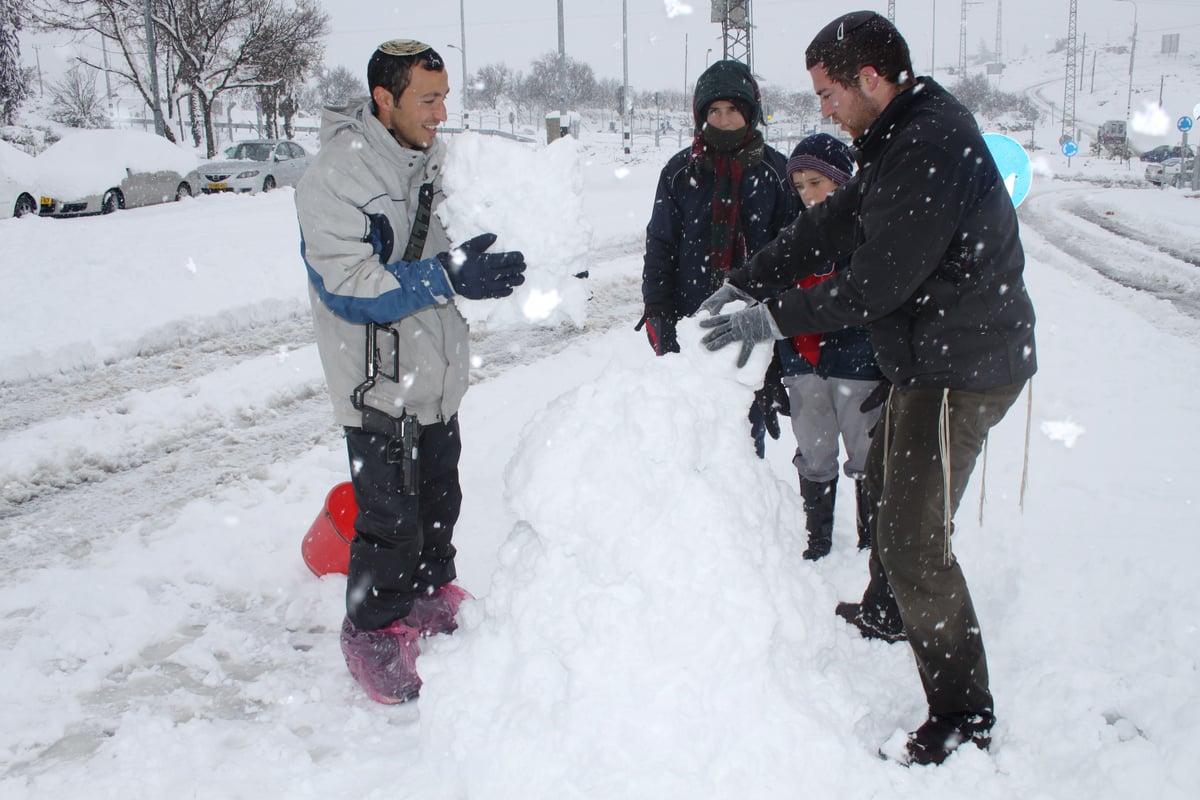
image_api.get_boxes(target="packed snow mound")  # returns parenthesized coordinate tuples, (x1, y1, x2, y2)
(439, 133, 592, 331)
(413, 321, 856, 794)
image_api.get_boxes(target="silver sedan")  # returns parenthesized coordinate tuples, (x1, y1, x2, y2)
(192, 140, 311, 194)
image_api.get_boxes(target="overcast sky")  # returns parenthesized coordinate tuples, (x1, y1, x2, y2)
(19, 1, 1200, 106)
(317, 0, 1199, 93)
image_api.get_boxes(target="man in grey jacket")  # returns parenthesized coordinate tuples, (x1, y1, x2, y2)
(700, 12, 1036, 765)
(295, 39, 525, 704)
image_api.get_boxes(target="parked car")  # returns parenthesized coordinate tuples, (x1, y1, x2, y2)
(37, 129, 199, 217)
(0, 139, 39, 219)
(1145, 157, 1195, 187)
(1140, 144, 1196, 163)
(191, 139, 311, 194)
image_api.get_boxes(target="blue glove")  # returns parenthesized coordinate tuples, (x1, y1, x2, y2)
(698, 303, 779, 368)
(438, 233, 527, 300)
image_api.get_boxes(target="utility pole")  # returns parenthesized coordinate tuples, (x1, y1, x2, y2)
(1062, 0, 1077, 143)
(995, 0, 1002, 63)
(100, 34, 113, 116)
(683, 33, 688, 107)
(712, 0, 752, 69)
(557, 0, 566, 120)
(622, 0, 630, 154)
(958, 0, 982, 79)
(1117, 0, 1138, 163)
(142, 0, 166, 136)
(931, 0, 936, 80)
(459, 0, 469, 129)
(32, 45, 43, 97)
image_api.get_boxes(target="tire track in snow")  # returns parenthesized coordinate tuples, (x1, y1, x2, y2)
(0, 265, 643, 578)
(1020, 186, 1200, 320)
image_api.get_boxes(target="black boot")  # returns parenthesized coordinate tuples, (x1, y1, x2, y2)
(854, 478, 874, 550)
(800, 477, 837, 560)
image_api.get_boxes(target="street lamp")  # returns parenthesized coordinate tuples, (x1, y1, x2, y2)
(445, 43, 469, 130)
(705, 48, 713, 67)
(1117, 0, 1138, 159)
(448, 0, 469, 129)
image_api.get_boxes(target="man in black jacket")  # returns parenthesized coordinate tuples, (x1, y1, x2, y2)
(700, 11, 1037, 766)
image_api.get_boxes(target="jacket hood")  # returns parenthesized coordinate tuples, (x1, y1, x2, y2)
(319, 97, 443, 174)
(693, 60, 762, 129)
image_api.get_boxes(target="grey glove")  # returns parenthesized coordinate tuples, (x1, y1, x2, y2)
(698, 302, 779, 368)
(699, 282, 756, 317)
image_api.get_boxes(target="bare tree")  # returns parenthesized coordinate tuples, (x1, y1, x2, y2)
(526, 52, 597, 113)
(236, 0, 325, 140)
(49, 63, 110, 127)
(471, 62, 513, 111)
(313, 64, 364, 110)
(759, 86, 819, 130)
(30, 0, 327, 155)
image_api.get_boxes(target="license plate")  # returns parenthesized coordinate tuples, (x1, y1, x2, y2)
(207, 182, 229, 190)
(40, 196, 54, 205)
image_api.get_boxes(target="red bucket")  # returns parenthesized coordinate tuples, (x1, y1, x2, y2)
(301, 482, 359, 576)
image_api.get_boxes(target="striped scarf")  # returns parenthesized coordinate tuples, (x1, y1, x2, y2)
(690, 126, 765, 274)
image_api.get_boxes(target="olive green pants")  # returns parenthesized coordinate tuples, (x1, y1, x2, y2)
(863, 381, 1025, 717)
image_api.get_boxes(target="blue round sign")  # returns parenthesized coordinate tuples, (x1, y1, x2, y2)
(1179, 116, 1194, 132)
(1062, 140, 1079, 158)
(983, 132, 1034, 208)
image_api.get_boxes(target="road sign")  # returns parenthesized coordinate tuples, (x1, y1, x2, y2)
(1178, 116, 1193, 133)
(1062, 140, 1079, 158)
(983, 132, 1033, 207)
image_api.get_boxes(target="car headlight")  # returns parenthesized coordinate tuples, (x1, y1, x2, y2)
(235, 169, 261, 179)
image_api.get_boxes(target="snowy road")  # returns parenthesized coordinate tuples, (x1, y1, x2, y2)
(1020, 180, 1200, 324)
(0, 251, 643, 579)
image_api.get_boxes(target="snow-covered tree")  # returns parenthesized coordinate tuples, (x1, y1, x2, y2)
(312, 64, 365, 111)
(30, 0, 327, 155)
(526, 52, 597, 113)
(49, 64, 110, 127)
(0, 0, 30, 125)
(471, 63, 514, 111)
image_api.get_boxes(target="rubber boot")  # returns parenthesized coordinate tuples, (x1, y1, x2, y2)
(800, 476, 837, 560)
(854, 478, 874, 550)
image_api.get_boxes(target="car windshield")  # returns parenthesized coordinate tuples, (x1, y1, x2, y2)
(231, 143, 274, 161)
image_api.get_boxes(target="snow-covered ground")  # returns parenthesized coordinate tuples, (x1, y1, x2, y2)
(4, 50, 1200, 798)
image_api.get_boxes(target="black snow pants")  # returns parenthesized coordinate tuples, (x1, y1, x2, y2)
(343, 416, 462, 631)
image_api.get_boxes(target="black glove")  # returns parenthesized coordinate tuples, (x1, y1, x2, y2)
(859, 380, 890, 414)
(634, 305, 680, 356)
(438, 233, 527, 300)
(749, 350, 789, 456)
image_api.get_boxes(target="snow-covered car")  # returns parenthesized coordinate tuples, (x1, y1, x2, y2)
(1140, 144, 1195, 163)
(1145, 157, 1195, 188)
(0, 139, 40, 218)
(37, 129, 199, 217)
(191, 139, 311, 194)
